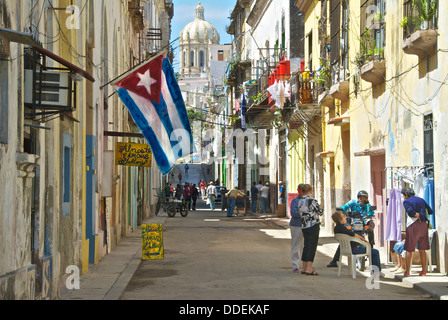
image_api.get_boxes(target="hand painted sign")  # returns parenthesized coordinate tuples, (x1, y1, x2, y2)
(116, 142, 152, 167)
(142, 224, 164, 260)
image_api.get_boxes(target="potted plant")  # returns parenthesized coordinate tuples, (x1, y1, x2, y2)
(412, 0, 437, 29)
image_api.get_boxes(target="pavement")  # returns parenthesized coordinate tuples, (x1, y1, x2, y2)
(58, 209, 448, 301)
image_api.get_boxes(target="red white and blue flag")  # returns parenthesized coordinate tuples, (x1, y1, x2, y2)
(112, 52, 195, 175)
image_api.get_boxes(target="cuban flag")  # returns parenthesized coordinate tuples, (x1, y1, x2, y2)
(112, 52, 195, 175)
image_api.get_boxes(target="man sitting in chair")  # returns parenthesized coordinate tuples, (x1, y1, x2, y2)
(332, 211, 382, 272)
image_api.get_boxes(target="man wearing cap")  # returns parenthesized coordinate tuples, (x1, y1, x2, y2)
(401, 187, 433, 276)
(327, 190, 375, 268)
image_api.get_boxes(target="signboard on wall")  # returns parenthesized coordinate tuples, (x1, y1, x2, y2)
(142, 224, 164, 260)
(115, 142, 152, 167)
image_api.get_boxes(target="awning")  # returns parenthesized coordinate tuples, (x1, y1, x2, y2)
(0, 27, 42, 47)
(327, 115, 350, 126)
(35, 46, 95, 82)
(354, 147, 385, 157)
(0, 27, 95, 83)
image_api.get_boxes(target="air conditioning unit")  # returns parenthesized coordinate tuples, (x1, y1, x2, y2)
(24, 69, 70, 108)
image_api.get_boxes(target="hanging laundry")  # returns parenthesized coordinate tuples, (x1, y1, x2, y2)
(423, 178, 435, 229)
(385, 189, 402, 242)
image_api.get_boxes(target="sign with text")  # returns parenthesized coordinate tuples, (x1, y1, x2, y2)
(115, 142, 152, 167)
(142, 224, 164, 260)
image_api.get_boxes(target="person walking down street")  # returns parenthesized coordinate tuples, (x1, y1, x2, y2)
(260, 182, 270, 213)
(278, 181, 286, 204)
(169, 184, 174, 199)
(226, 186, 246, 217)
(332, 211, 382, 272)
(256, 181, 263, 212)
(298, 184, 323, 275)
(251, 182, 259, 214)
(191, 184, 199, 210)
(178, 172, 182, 184)
(175, 184, 182, 200)
(207, 181, 217, 210)
(164, 184, 170, 201)
(289, 189, 304, 273)
(183, 183, 192, 210)
(401, 187, 434, 276)
(200, 180, 207, 200)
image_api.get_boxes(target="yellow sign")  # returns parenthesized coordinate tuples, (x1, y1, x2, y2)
(116, 142, 152, 167)
(142, 224, 164, 260)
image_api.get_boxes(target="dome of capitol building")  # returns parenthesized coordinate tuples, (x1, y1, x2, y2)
(180, 2, 220, 45)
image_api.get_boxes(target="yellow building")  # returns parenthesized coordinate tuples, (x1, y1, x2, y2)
(297, 0, 448, 273)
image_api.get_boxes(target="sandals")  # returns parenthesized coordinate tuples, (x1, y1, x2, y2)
(305, 270, 319, 276)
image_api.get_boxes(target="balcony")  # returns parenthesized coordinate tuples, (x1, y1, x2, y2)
(402, 29, 437, 59)
(329, 80, 349, 102)
(360, 60, 386, 85)
(401, 0, 438, 59)
(290, 71, 319, 106)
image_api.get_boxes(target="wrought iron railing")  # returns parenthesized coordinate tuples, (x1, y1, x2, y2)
(290, 71, 319, 106)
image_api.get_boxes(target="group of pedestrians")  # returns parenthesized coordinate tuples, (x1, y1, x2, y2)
(165, 182, 199, 210)
(250, 181, 271, 214)
(289, 183, 433, 277)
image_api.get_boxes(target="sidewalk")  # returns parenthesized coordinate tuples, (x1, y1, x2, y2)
(58, 215, 167, 300)
(269, 216, 448, 300)
(59, 214, 448, 300)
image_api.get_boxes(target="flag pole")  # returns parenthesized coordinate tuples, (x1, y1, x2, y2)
(100, 49, 167, 89)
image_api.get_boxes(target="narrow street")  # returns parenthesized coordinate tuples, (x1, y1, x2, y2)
(122, 199, 433, 301)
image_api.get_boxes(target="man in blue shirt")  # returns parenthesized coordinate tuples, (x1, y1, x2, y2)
(289, 184, 304, 272)
(340, 190, 375, 217)
(401, 187, 433, 276)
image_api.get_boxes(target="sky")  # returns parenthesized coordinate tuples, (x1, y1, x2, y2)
(170, 0, 236, 72)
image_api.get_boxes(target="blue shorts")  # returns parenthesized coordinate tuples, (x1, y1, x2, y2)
(394, 242, 405, 256)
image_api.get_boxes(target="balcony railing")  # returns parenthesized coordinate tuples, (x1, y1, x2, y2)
(247, 69, 270, 106)
(290, 71, 319, 106)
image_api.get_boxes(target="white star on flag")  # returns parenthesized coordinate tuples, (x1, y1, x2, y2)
(137, 69, 157, 96)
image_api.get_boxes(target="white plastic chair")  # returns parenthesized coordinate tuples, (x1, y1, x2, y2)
(335, 233, 372, 279)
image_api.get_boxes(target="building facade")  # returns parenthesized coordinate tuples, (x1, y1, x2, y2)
(0, 0, 171, 300)
(296, 0, 447, 273)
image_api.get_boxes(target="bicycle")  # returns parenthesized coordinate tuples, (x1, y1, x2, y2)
(155, 189, 175, 217)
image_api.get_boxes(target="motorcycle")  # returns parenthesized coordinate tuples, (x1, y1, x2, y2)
(336, 205, 377, 271)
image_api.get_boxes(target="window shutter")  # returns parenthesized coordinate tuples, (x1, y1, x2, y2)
(330, 0, 341, 67)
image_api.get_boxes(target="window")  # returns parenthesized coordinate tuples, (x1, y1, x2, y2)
(218, 50, 224, 61)
(424, 114, 434, 166)
(360, 0, 386, 64)
(199, 51, 205, 67)
(62, 133, 72, 217)
(330, 0, 341, 84)
(0, 60, 8, 144)
(307, 31, 313, 71)
(183, 51, 186, 67)
(341, 1, 349, 79)
(190, 51, 194, 67)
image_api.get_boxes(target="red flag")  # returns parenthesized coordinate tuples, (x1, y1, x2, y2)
(113, 55, 164, 104)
